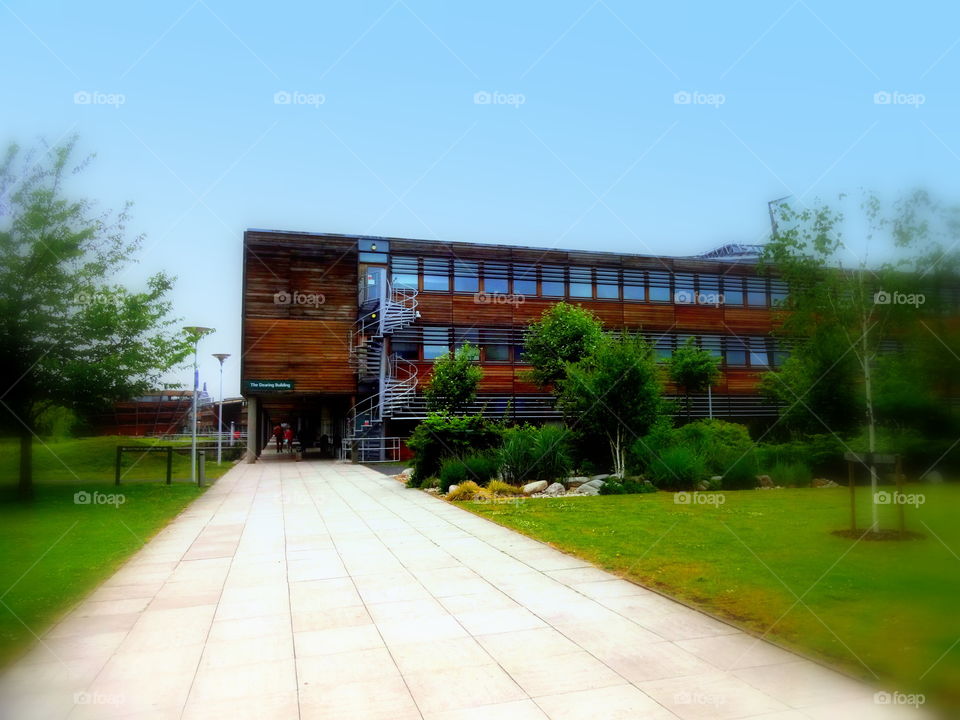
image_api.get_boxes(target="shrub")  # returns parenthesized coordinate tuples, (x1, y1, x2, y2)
(771, 461, 812, 487)
(406, 413, 502, 486)
(648, 446, 708, 490)
(499, 424, 573, 485)
(719, 448, 760, 490)
(446, 480, 483, 501)
(532, 425, 573, 482)
(599, 476, 656, 495)
(487, 479, 522, 496)
(463, 453, 499, 486)
(439, 458, 469, 494)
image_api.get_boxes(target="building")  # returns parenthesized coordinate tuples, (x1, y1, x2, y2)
(241, 230, 787, 460)
(91, 389, 216, 437)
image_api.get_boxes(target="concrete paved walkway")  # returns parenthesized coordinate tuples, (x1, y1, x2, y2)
(0, 458, 928, 719)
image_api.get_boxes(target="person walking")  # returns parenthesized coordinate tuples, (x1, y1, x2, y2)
(283, 425, 294, 454)
(273, 423, 283, 452)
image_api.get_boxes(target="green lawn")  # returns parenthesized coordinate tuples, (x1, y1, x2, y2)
(466, 485, 960, 710)
(0, 436, 237, 666)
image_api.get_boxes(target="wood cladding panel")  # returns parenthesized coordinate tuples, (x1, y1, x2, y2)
(724, 369, 763, 393)
(675, 305, 725, 331)
(722, 308, 774, 334)
(622, 304, 676, 328)
(244, 319, 354, 393)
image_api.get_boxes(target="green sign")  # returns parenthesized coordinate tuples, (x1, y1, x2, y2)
(244, 379, 294, 393)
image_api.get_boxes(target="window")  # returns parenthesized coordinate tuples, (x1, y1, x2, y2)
(392, 342, 418, 361)
(484, 344, 510, 362)
(596, 267, 619, 299)
(453, 260, 479, 293)
(423, 327, 450, 360)
(674, 273, 695, 304)
(746, 278, 768, 307)
(359, 251, 389, 264)
(770, 279, 788, 307)
(541, 265, 565, 296)
(772, 340, 789, 367)
(483, 262, 509, 294)
(697, 274, 721, 305)
(453, 328, 479, 352)
(648, 271, 671, 302)
(722, 276, 744, 306)
(700, 335, 723, 359)
(749, 337, 770, 367)
(513, 344, 526, 362)
(513, 264, 537, 295)
(391, 256, 418, 290)
(423, 258, 450, 292)
(725, 337, 747, 366)
(654, 336, 673, 361)
(623, 270, 645, 301)
(569, 267, 593, 298)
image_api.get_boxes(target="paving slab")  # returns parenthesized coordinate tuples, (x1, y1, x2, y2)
(0, 457, 934, 719)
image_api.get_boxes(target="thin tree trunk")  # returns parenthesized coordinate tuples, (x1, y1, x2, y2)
(861, 313, 878, 530)
(18, 425, 33, 501)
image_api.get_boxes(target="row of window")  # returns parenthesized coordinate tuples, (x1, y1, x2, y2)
(390, 256, 787, 307)
(391, 328, 788, 368)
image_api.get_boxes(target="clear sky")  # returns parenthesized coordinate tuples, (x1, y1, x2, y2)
(3, 1, 959, 396)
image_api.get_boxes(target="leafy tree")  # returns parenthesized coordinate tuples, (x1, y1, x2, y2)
(760, 190, 957, 528)
(523, 302, 603, 388)
(0, 138, 191, 499)
(668, 337, 720, 418)
(557, 333, 665, 477)
(423, 342, 482, 414)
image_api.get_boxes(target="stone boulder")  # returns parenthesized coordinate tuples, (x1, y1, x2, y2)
(576, 484, 601, 496)
(565, 476, 591, 488)
(812, 478, 839, 488)
(589, 474, 611, 483)
(400, 467, 414, 477)
(696, 479, 711, 491)
(582, 478, 606, 490)
(544, 482, 566, 496)
(922, 470, 944, 484)
(448, 484, 459, 494)
(757, 475, 774, 488)
(522, 480, 548, 495)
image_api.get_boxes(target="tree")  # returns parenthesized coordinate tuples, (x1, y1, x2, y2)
(423, 342, 482, 414)
(523, 302, 603, 388)
(668, 337, 720, 418)
(760, 190, 956, 529)
(0, 138, 191, 499)
(557, 333, 665, 477)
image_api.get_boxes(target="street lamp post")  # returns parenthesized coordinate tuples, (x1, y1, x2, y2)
(212, 353, 231, 465)
(183, 326, 214, 484)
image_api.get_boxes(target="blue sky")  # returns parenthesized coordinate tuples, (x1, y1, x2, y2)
(3, 1, 959, 395)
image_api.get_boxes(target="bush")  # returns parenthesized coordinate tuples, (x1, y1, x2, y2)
(648, 446, 708, 490)
(406, 413, 502, 486)
(599, 476, 656, 495)
(756, 434, 844, 477)
(446, 481, 483, 501)
(499, 424, 573, 485)
(463, 453, 499, 486)
(719, 448, 760, 490)
(771, 461, 812, 487)
(439, 459, 469, 494)
(488, 479, 522, 496)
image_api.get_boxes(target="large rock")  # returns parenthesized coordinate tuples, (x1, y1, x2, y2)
(812, 478, 839, 488)
(757, 475, 774, 488)
(576, 484, 601, 496)
(522, 480, 548, 495)
(922, 470, 944, 484)
(400, 467, 414, 477)
(589, 474, 611, 483)
(581, 478, 606, 491)
(448, 484, 459, 494)
(565, 476, 591, 488)
(696, 479, 711, 491)
(544, 482, 566, 496)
